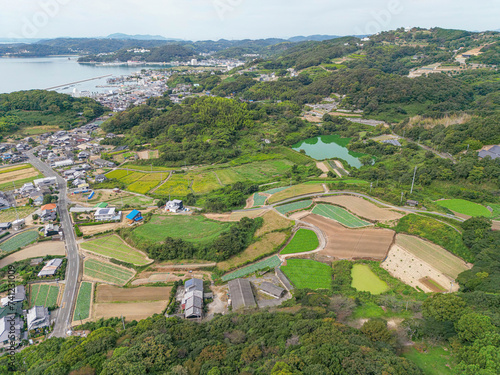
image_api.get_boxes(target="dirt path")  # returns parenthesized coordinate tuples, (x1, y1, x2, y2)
(244, 194, 254, 209)
(213, 171, 223, 186)
(316, 162, 329, 178)
(149, 171, 172, 194)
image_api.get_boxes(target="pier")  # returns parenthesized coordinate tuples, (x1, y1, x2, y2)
(44, 74, 113, 90)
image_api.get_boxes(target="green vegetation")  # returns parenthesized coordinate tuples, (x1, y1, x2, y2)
(351, 264, 389, 295)
(73, 282, 92, 321)
(0, 231, 39, 252)
(312, 204, 371, 227)
(280, 229, 319, 255)
(436, 199, 491, 217)
(83, 259, 134, 286)
(395, 214, 473, 262)
(30, 284, 59, 307)
(221, 255, 281, 282)
(0, 164, 31, 174)
(0, 206, 36, 223)
(275, 199, 313, 215)
(217, 160, 293, 185)
(81, 235, 151, 266)
(281, 259, 332, 290)
(403, 346, 455, 375)
(268, 183, 324, 204)
(251, 192, 267, 207)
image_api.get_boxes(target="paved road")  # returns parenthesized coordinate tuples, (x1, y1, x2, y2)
(26, 151, 80, 337)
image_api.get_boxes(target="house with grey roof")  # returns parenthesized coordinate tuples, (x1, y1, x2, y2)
(94, 207, 121, 221)
(1, 285, 25, 307)
(0, 316, 22, 345)
(258, 282, 286, 299)
(38, 258, 63, 277)
(183, 278, 204, 319)
(479, 145, 500, 160)
(27, 306, 50, 330)
(228, 278, 256, 310)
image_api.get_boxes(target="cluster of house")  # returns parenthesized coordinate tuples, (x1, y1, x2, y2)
(17, 177, 57, 206)
(0, 284, 53, 347)
(0, 142, 30, 164)
(227, 275, 289, 311)
(0, 191, 11, 210)
(181, 278, 212, 319)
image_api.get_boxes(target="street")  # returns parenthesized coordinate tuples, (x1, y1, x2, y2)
(25, 151, 80, 337)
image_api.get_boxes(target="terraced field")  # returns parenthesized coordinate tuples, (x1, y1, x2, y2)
(81, 235, 151, 266)
(281, 259, 332, 290)
(127, 173, 165, 194)
(217, 160, 293, 185)
(73, 282, 92, 321)
(30, 284, 59, 307)
(252, 193, 268, 207)
(190, 172, 222, 194)
(281, 229, 319, 255)
(436, 199, 491, 217)
(154, 174, 191, 196)
(0, 230, 39, 252)
(84, 259, 134, 286)
(312, 204, 371, 228)
(221, 256, 281, 282)
(275, 200, 313, 215)
(268, 184, 324, 204)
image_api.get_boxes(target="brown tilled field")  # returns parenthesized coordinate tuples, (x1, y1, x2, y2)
(315, 195, 404, 222)
(0, 242, 66, 268)
(420, 277, 446, 293)
(94, 301, 168, 321)
(204, 209, 268, 222)
(95, 284, 171, 303)
(0, 168, 40, 184)
(303, 214, 394, 260)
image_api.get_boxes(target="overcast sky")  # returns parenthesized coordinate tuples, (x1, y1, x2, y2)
(1, 0, 499, 40)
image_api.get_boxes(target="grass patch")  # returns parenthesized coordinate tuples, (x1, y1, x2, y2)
(221, 255, 281, 282)
(312, 204, 371, 228)
(0, 230, 39, 252)
(105, 194, 157, 209)
(351, 264, 388, 295)
(281, 259, 332, 290)
(127, 173, 164, 194)
(153, 174, 191, 196)
(132, 214, 231, 246)
(275, 200, 313, 215)
(73, 282, 92, 321)
(84, 259, 134, 286)
(395, 214, 473, 262)
(436, 199, 491, 217)
(217, 160, 293, 185)
(0, 206, 36, 223)
(403, 346, 455, 375)
(281, 229, 319, 255)
(268, 184, 324, 204)
(81, 235, 150, 266)
(120, 163, 176, 171)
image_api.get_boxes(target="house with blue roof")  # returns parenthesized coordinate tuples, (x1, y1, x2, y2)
(126, 209, 143, 224)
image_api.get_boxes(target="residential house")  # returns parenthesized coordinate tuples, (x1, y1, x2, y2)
(27, 306, 50, 330)
(95, 174, 107, 183)
(29, 191, 44, 206)
(78, 151, 90, 160)
(72, 178, 86, 187)
(126, 209, 143, 224)
(0, 285, 25, 307)
(0, 222, 11, 231)
(0, 316, 22, 345)
(38, 258, 63, 277)
(93, 158, 116, 168)
(165, 199, 184, 213)
(0, 196, 10, 210)
(94, 207, 121, 221)
(52, 159, 74, 168)
(19, 182, 36, 196)
(33, 177, 57, 189)
(44, 224, 60, 237)
(40, 209, 57, 222)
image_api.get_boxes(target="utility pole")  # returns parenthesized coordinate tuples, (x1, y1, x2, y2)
(410, 166, 417, 195)
(121, 315, 125, 330)
(370, 182, 372, 194)
(400, 191, 404, 205)
(12, 181, 19, 221)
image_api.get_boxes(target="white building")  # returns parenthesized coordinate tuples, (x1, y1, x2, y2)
(52, 159, 74, 168)
(33, 177, 57, 189)
(27, 306, 50, 331)
(165, 199, 184, 213)
(1, 285, 25, 307)
(94, 207, 121, 221)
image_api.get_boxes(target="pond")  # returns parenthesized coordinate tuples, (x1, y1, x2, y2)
(292, 135, 369, 168)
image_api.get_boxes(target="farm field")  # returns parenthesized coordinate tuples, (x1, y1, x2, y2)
(255, 210, 293, 237)
(275, 200, 313, 215)
(205, 209, 268, 222)
(127, 173, 165, 194)
(105, 194, 157, 209)
(190, 171, 222, 194)
(312, 204, 371, 228)
(153, 174, 191, 196)
(252, 192, 268, 207)
(0, 164, 32, 174)
(268, 184, 324, 204)
(0, 230, 39, 253)
(81, 235, 151, 266)
(281, 229, 319, 255)
(382, 245, 460, 293)
(73, 282, 92, 321)
(83, 259, 134, 286)
(315, 195, 404, 222)
(94, 301, 168, 322)
(351, 264, 388, 294)
(396, 234, 469, 279)
(436, 199, 491, 217)
(221, 255, 281, 282)
(281, 259, 332, 290)
(216, 160, 293, 185)
(0, 242, 66, 268)
(120, 163, 175, 171)
(0, 206, 36, 222)
(303, 214, 394, 260)
(95, 284, 171, 303)
(133, 214, 231, 245)
(0, 164, 43, 191)
(263, 186, 289, 195)
(30, 284, 60, 307)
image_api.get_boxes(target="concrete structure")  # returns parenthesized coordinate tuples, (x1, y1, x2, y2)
(27, 306, 50, 330)
(33, 176, 57, 188)
(12, 219, 25, 230)
(228, 278, 256, 310)
(38, 258, 63, 277)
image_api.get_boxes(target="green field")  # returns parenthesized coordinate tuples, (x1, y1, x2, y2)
(153, 174, 191, 196)
(190, 172, 222, 194)
(132, 214, 231, 245)
(0, 173, 44, 191)
(83, 259, 134, 286)
(120, 163, 176, 172)
(0, 230, 39, 252)
(268, 184, 324, 204)
(264, 186, 289, 195)
(127, 173, 165, 194)
(0, 206, 36, 223)
(30, 284, 59, 307)
(312, 204, 371, 227)
(217, 160, 293, 185)
(351, 264, 388, 294)
(252, 193, 268, 207)
(221, 255, 281, 282)
(403, 346, 455, 375)
(281, 259, 332, 290)
(0, 164, 32, 174)
(281, 229, 319, 255)
(81, 235, 151, 266)
(436, 199, 491, 217)
(73, 282, 92, 321)
(105, 194, 157, 208)
(275, 200, 313, 215)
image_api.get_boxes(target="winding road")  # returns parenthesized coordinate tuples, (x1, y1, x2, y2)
(26, 151, 80, 337)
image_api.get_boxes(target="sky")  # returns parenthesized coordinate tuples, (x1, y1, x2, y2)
(0, 0, 499, 41)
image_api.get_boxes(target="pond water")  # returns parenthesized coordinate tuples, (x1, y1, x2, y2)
(292, 135, 368, 168)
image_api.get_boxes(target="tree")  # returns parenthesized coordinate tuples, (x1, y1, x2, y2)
(422, 293, 466, 322)
(359, 155, 373, 166)
(361, 319, 394, 345)
(455, 313, 496, 343)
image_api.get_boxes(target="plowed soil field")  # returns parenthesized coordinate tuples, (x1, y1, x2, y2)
(302, 214, 394, 260)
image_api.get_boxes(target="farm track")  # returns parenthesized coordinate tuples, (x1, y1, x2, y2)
(149, 171, 172, 194)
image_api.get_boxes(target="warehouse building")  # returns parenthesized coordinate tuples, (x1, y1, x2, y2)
(228, 278, 256, 310)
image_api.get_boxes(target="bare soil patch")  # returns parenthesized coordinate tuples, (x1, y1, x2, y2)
(0, 168, 39, 184)
(255, 210, 292, 237)
(0, 242, 65, 268)
(93, 301, 167, 321)
(303, 214, 394, 260)
(95, 284, 171, 303)
(315, 195, 404, 222)
(492, 220, 500, 231)
(205, 209, 268, 222)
